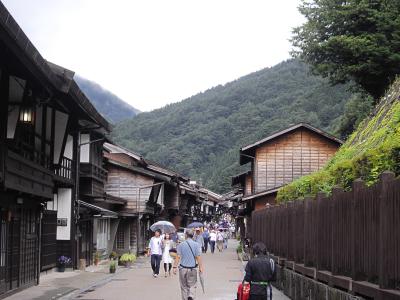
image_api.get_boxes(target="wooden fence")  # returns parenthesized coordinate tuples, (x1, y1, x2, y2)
(252, 171, 400, 297)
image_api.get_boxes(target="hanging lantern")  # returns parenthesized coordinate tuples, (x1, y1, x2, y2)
(19, 104, 34, 124)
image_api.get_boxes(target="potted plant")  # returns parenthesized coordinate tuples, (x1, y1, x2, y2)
(94, 252, 100, 266)
(57, 256, 72, 272)
(109, 251, 117, 260)
(109, 260, 117, 274)
(119, 253, 136, 268)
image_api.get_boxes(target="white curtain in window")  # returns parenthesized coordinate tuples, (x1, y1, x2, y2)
(97, 219, 110, 250)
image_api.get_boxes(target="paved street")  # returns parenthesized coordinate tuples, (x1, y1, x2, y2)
(7, 240, 288, 300)
(63, 240, 288, 300)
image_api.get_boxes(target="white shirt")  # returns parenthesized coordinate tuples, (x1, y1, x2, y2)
(209, 232, 217, 242)
(148, 236, 163, 255)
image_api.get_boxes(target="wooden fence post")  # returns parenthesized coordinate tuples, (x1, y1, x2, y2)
(304, 196, 314, 268)
(316, 192, 324, 271)
(378, 171, 395, 289)
(331, 186, 343, 276)
(351, 178, 365, 281)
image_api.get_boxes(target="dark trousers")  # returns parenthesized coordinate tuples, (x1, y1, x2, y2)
(249, 284, 273, 299)
(164, 263, 172, 273)
(203, 238, 209, 253)
(210, 241, 216, 253)
(151, 254, 162, 275)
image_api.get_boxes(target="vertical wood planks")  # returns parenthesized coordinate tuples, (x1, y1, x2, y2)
(251, 171, 400, 292)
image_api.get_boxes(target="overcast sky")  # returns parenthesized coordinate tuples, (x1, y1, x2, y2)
(2, 0, 304, 111)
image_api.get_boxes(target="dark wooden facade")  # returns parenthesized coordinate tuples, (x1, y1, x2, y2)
(0, 3, 111, 295)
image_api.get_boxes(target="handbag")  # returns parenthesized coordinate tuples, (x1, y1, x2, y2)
(236, 281, 250, 300)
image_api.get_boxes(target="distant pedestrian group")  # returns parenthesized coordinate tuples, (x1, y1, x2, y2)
(194, 227, 229, 254)
(147, 224, 231, 299)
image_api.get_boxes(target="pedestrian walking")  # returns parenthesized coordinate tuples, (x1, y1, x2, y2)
(173, 228, 204, 300)
(209, 229, 216, 254)
(243, 242, 276, 299)
(216, 230, 224, 252)
(147, 229, 163, 277)
(223, 230, 228, 249)
(171, 231, 178, 243)
(162, 233, 175, 277)
(202, 228, 210, 253)
(193, 228, 204, 252)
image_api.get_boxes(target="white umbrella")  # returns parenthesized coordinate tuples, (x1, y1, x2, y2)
(150, 220, 176, 233)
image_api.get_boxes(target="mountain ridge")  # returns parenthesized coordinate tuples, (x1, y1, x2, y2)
(112, 59, 352, 193)
(75, 76, 140, 124)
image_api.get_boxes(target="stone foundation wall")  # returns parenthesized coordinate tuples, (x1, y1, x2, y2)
(274, 266, 364, 300)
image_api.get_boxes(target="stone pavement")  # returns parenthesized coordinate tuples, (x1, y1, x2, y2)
(63, 240, 289, 300)
(5, 240, 289, 300)
(5, 262, 126, 300)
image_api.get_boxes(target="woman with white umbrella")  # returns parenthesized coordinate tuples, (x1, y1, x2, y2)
(148, 221, 176, 277)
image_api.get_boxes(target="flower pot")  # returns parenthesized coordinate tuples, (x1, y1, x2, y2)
(110, 267, 116, 274)
(58, 265, 66, 272)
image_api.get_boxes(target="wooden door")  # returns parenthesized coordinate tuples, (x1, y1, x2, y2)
(79, 220, 92, 266)
(9, 210, 21, 291)
(0, 216, 8, 295)
(41, 211, 57, 271)
(19, 208, 39, 287)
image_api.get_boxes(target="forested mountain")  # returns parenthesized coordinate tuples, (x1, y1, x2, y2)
(112, 60, 352, 193)
(75, 76, 140, 123)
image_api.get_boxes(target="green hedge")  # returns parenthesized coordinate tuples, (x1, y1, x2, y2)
(277, 79, 400, 203)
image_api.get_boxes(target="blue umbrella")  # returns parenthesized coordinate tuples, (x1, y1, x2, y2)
(187, 222, 204, 228)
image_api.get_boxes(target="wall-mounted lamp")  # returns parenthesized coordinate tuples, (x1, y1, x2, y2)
(19, 104, 34, 124)
(16, 197, 24, 204)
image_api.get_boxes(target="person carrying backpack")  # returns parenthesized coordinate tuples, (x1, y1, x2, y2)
(242, 242, 276, 300)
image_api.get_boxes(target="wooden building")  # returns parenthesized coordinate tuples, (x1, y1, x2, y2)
(232, 123, 342, 240)
(0, 2, 110, 296)
(104, 143, 221, 255)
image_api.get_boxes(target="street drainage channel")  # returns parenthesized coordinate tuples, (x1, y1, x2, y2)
(74, 279, 128, 298)
(73, 279, 128, 299)
(60, 269, 130, 300)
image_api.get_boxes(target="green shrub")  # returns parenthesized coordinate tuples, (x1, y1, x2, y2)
(119, 253, 136, 263)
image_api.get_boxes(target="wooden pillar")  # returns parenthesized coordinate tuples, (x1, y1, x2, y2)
(303, 196, 313, 268)
(378, 171, 395, 289)
(351, 179, 365, 281)
(71, 130, 79, 269)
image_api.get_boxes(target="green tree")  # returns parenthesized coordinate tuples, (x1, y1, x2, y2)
(292, 0, 400, 100)
(334, 92, 373, 139)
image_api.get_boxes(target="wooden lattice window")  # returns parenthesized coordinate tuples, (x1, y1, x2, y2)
(129, 222, 136, 248)
(116, 226, 124, 249)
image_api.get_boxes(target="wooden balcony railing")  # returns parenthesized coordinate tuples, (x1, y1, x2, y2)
(54, 157, 73, 180)
(80, 163, 107, 183)
(10, 139, 51, 169)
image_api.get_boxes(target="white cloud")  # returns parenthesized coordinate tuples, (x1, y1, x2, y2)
(2, 0, 304, 111)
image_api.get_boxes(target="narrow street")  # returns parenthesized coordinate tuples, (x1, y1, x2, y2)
(60, 240, 288, 300)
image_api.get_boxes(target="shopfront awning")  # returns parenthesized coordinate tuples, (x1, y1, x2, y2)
(78, 200, 118, 218)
